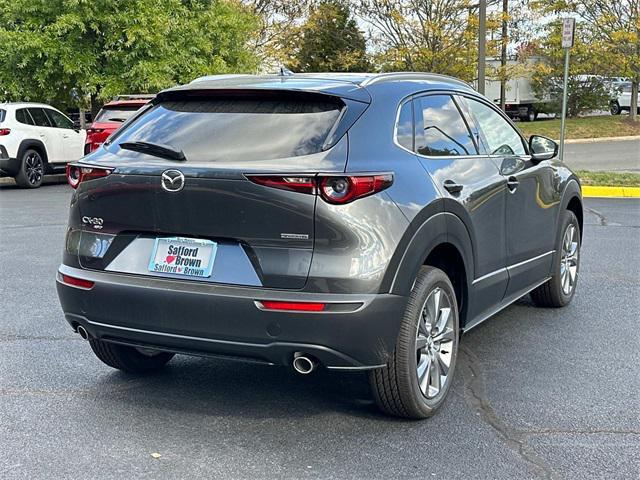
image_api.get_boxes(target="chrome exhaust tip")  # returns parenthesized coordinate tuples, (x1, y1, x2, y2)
(76, 325, 90, 341)
(292, 353, 317, 375)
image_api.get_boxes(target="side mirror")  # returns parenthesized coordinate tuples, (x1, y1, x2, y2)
(529, 135, 558, 162)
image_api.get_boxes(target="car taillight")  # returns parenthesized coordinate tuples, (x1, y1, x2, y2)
(66, 164, 113, 189)
(248, 175, 315, 194)
(0, 128, 10, 136)
(319, 175, 393, 204)
(246, 174, 393, 204)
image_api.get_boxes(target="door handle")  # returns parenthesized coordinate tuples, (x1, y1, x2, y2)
(507, 176, 519, 193)
(443, 179, 463, 194)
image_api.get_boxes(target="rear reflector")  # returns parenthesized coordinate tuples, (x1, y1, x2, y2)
(0, 128, 10, 136)
(259, 301, 326, 312)
(60, 274, 95, 289)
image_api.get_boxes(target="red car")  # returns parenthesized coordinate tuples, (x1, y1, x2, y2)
(84, 95, 154, 154)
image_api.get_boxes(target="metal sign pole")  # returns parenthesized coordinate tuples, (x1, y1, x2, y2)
(559, 17, 575, 162)
(559, 47, 570, 161)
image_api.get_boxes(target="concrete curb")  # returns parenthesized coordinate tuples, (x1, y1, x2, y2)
(582, 185, 640, 198)
(564, 135, 640, 144)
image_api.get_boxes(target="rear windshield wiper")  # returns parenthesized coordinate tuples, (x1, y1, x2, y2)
(119, 141, 186, 161)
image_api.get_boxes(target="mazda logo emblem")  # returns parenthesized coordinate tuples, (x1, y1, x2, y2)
(161, 169, 185, 192)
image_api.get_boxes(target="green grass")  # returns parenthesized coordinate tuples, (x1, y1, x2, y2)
(516, 115, 640, 140)
(576, 170, 640, 187)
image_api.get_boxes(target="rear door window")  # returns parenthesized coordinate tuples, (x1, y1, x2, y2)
(28, 108, 52, 127)
(415, 95, 477, 156)
(0, 109, 5, 123)
(112, 96, 344, 162)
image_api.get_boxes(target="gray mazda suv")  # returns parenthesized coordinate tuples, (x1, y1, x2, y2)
(56, 73, 583, 418)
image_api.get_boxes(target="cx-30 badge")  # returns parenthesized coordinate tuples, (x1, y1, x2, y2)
(161, 169, 185, 192)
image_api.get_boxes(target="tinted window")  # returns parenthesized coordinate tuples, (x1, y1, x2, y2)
(15, 109, 34, 125)
(395, 101, 413, 151)
(464, 98, 526, 156)
(94, 106, 141, 123)
(113, 97, 343, 163)
(46, 109, 74, 129)
(0, 109, 5, 123)
(416, 95, 476, 156)
(28, 108, 52, 127)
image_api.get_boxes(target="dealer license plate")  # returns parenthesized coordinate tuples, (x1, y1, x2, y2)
(148, 237, 217, 278)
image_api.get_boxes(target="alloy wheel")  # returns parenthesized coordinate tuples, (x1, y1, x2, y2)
(25, 152, 43, 185)
(560, 223, 579, 295)
(415, 287, 455, 398)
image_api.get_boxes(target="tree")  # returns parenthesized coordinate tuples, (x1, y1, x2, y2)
(357, 0, 500, 82)
(287, 1, 369, 73)
(534, 0, 640, 120)
(0, 0, 259, 113)
(243, 0, 313, 71)
(530, 20, 613, 117)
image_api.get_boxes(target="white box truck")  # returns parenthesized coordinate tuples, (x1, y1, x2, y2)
(484, 58, 545, 122)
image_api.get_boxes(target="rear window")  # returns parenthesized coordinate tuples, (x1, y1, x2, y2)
(94, 106, 141, 123)
(111, 96, 343, 162)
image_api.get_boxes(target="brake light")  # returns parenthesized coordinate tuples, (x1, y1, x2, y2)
(247, 176, 315, 194)
(259, 301, 326, 312)
(246, 174, 393, 204)
(0, 128, 10, 135)
(60, 274, 95, 289)
(66, 164, 113, 189)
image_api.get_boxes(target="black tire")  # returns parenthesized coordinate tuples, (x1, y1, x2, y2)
(531, 210, 581, 308)
(610, 101, 621, 115)
(369, 266, 459, 419)
(89, 338, 174, 373)
(520, 106, 536, 122)
(14, 148, 44, 188)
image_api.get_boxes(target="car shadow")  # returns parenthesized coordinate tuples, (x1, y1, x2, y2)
(0, 174, 66, 190)
(86, 296, 536, 421)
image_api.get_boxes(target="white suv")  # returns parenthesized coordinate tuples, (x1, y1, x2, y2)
(0, 103, 86, 188)
(610, 82, 640, 116)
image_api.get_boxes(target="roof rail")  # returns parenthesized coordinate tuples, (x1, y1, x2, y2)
(112, 94, 156, 101)
(361, 72, 472, 88)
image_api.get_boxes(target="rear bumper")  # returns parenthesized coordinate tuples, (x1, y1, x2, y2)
(56, 265, 407, 370)
(0, 156, 19, 176)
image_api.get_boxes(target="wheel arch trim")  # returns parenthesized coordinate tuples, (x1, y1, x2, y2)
(17, 139, 49, 165)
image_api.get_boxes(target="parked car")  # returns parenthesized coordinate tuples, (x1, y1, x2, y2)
(84, 95, 154, 154)
(56, 73, 583, 418)
(610, 81, 640, 115)
(0, 102, 86, 188)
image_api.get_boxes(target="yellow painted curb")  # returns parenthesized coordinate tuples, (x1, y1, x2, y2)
(582, 185, 640, 198)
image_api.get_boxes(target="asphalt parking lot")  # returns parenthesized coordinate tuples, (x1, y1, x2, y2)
(1, 182, 638, 480)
